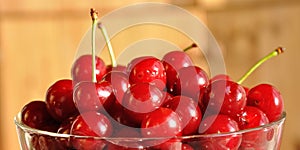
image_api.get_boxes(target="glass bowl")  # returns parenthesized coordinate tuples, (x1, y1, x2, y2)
(15, 112, 286, 150)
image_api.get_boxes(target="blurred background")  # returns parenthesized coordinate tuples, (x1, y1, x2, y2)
(0, 0, 299, 149)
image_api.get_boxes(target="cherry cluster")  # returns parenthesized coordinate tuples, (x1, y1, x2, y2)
(20, 45, 284, 150)
(19, 8, 284, 150)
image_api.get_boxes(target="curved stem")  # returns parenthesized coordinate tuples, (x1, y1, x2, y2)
(183, 43, 197, 52)
(90, 8, 98, 83)
(237, 47, 285, 84)
(98, 22, 117, 67)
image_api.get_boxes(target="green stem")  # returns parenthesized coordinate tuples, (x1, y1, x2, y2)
(183, 43, 197, 52)
(90, 8, 98, 83)
(237, 47, 285, 84)
(98, 22, 117, 67)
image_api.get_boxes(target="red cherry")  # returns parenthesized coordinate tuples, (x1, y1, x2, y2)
(128, 57, 166, 90)
(73, 81, 115, 113)
(161, 51, 193, 94)
(163, 96, 202, 135)
(141, 107, 182, 138)
(122, 83, 165, 125)
(247, 84, 284, 122)
(102, 71, 130, 103)
(71, 54, 106, 83)
(174, 66, 209, 100)
(45, 79, 78, 122)
(198, 114, 242, 150)
(21, 101, 57, 130)
(70, 111, 112, 150)
(202, 80, 247, 118)
(237, 106, 272, 149)
(126, 56, 155, 74)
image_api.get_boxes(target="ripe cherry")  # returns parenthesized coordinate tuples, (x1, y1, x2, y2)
(45, 79, 78, 122)
(70, 111, 113, 150)
(21, 101, 58, 131)
(161, 49, 194, 94)
(174, 66, 209, 100)
(198, 114, 242, 150)
(141, 107, 182, 138)
(102, 71, 130, 103)
(163, 96, 202, 135)
(247, 84, 284, 122)
(73, 81, 115, 113)
(202, 80, 247, 119)
(237, 106, 271, 149)
(128, 57, 166, 90)
(122, 82, 165, 125)
(71, 54, 107, 84)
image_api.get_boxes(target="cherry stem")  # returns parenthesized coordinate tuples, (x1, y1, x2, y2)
(237, 47, 285, 84)
(97, 22, 117, 67)
(90, 8, 98, 83)
(183, 43, 197, 52)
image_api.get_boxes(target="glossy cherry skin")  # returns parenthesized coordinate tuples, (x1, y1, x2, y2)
(126, 56, 155, 74)
(141, 107, 182, 138)
(163, 96, 202, 135)
(174, 66, 209, 100)
(122, 82, 165, 125)
(73, 81, 115, 113)
(237, 106, 271, 149)
(198, 114, 242, 150)
(202, 80, 247, 119)
(161, 51, 193, 94)
(71, 54, 107, 84)
(70, 111, 113, 150)
(128, 57, 166, 90)
(21, 101, 58, 131)
(45, 79, 78, 122)
(247, 84, 284, 122)
(102, 71, 130, 103)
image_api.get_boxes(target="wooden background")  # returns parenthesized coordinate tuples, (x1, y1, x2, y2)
(1, 0, 299, 149)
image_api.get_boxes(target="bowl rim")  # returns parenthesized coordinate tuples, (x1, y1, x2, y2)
(14, 111, 286, 140)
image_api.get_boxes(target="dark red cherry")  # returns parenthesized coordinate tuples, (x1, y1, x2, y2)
(73, 81, 115, 113)
(202, 80, 247, 118)
(122, 83, 165, 125)
(237, 106, 272, 149)
(163, 96, 202, 135)
(71, 54, 106, 83)
(45, 79, 78, 122)
(102, 71, 130, 103)
(141, 107, 182, 138)
(126, 56, 155, 74)
(70, 111, 112, 150)
(128, 57, 166, 90)
(247, 84, 284, 122)
(161, 51, 193, 94)
(21, 101, 57, 130)
(198, 114, 242, 150)
(175, 66, 209, 100)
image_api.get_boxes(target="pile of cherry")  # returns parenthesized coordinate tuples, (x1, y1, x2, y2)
(20, 45, 284, 150)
